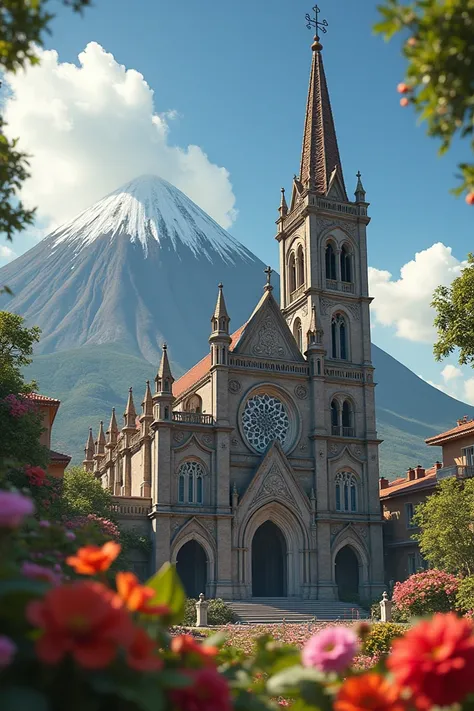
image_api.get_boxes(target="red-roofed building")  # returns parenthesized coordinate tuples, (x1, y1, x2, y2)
(25, 393, 71, 477)
(81, 32, 385, 603)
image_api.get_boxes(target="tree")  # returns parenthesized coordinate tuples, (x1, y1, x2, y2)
(0, 0, 92, 274)
(0, 311, 47, 466)
(432, 254, 474, 365)
(374, 0, 474, 201)
(413, 477, 474, 576)
(62, 466, 115, 520)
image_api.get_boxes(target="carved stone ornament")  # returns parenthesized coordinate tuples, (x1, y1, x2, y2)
(173, 431, 185, 444)
(329, 443, 340, 456)
(201, 434, 213, 447)
(251, 316, 287, 359)
(353, 445, 363, 457)
(231, 437, 239, 448)
(228, 379, 241, 394)
(346, 303, 361, 321)
(294, 385, 308, 400)
(255, 464, 297, 507)
(299, 440, 308, 452)
(318, 218, 359, 241)
(201, 519, 216, 537)
(301, 303, 309, 317)
(331, 523, 345, 540)
(320, 298, 333, 316)
(356, 525, 368, 539)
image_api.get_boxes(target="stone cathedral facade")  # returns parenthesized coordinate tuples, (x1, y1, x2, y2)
(83, 34, 384, 602)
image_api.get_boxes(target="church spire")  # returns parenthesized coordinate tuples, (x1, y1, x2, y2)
(83, 427, 95, 471)
(123, 387, 136, 429)
(155, 344, 174, 394)
(106, 408, 118, 445)
(95, 420, 106, 456)
(299, 30, 347, 199)
(354, 170, 366, 203)
(211, 283, 230, 335)
(141, 380, 153, 418)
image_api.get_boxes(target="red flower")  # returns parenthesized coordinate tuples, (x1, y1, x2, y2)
(171, 634, 218, 665)
(66, 541, 121, 575)
(116, 572, 170, 616)
(335, 673, 405, 711)
(169, 667, 231, 711)
(26, 580, 133, 669)
(397, 83, 410, 94)
(466, 192, 474, 206)
(400, 98, 409, 108)
(25, 466, 47, 486)
(126, 626, 163, 671)
(388, 612, 474, 709)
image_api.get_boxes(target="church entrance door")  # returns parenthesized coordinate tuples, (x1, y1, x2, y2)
(252, 520, 287, 597)
(335, 546, 359, 602)
(176, 540, 207, 599)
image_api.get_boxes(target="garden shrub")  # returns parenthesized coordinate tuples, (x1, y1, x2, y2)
(182, 597, 238, 626)
(392, 569, 459, 618)
(455, 576, 474, 614)
(362, 622, 405, 656)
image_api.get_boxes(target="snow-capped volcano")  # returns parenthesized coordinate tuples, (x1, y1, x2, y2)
(0, 175, 267, 365)
(51, 175, 249, 263)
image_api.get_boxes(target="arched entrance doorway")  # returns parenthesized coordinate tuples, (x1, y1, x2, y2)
(176, 540, 207, 598)
(252, 521, 287, 597)
(335, 545, 359, 601)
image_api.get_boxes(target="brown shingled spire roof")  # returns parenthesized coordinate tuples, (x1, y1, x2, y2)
(299, 36, 347, 200)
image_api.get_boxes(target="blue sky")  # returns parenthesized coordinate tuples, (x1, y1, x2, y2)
(2, 0, 474, 403)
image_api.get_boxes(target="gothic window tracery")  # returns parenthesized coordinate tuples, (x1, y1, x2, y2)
(340, 245, 352, 283)
(331, 313, 348, 360)
(325, 242, 337, 281)
(242, 393, 290, 453)
(296, 245, 305, 287)
(178, 461, 204, 505)
(335, 472, 358, 513)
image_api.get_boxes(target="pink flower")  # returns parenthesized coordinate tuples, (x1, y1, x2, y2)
(3, 394, 31, 418)
(25, 466, 47, 486)
(0, 491, 34, 528)
(0, 636, 16, 668)
(302, 626, 360, 673)
(22, 562, 61, 586)
(65, 531, 76, 541)
(39, 520, 51, 528)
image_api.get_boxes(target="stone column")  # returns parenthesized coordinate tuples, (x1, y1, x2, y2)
(141, 436, 152, 498)
(122, 450, 132, 496)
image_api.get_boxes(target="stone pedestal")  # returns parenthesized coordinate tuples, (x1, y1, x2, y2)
(195, 593, 209, 627)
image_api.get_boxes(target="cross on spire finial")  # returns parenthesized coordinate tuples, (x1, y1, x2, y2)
(305, 5, 328, 36)
(264, 266, 273, 292)
(356, 170, 362, 179)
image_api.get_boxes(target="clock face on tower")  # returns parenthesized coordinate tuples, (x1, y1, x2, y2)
(241, 393, 290, 453)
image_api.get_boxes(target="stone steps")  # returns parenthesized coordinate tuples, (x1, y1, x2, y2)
(228, 598, 368, 623)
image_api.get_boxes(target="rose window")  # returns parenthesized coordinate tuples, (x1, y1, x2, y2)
(242, 393, 290, 453)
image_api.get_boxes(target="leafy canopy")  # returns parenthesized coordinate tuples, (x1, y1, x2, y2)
(432, 254, 474, 365)
(374, 0, 474, 198)
(413, 477, 474, 576)
(62, 466, 115, 520)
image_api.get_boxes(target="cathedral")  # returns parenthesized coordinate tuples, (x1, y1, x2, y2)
(83, 32, 385, 602)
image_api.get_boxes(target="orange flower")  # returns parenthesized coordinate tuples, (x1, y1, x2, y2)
(66, 541, 121, 575)
(400, 98, 409, 108)
(388, 612, 474, 710)
(26, 580, 134, 669)
(127, 626, 163, 672)
(116, 572, 170, 616)
(171, 634, 218, 666)
(335, 673, 405, 711)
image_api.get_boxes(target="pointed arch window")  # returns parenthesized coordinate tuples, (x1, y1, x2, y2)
(325, 243, 337, 281)
(185, 394, 202, 414)
(341, 245, 352, 283)
(331, 399, 340, 436)
(342, 400, 354, 437)
(331, 314, 348, 360)
(178, 461, 205, 505)
(293, 318, 303, 352)
(289, 252, 297, 294)
(296, 245, 305, 288)
(335, 472, 358, 513)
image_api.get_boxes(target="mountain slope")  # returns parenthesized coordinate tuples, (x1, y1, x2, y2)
(0, 175, 266, 368)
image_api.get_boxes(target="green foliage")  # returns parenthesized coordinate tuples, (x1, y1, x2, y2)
(0, 0, 92, 252)
(413, 477, 474, 576)
(374, 0, 474, 197)
(183, 598, 238, 626)
(62, 466, 114, 520)
(362, 622, 405, 656)
(146, 562, 186, 625)
(432, 255, 474, 365)
(0, 311, 40, 386)
(456, 576, 474, 614)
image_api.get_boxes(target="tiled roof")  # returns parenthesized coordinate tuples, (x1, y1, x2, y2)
(173, 324, 246, 399)
(426, 419, 474, 446)
(49, 449, 71, 463)
(379, 467, 437, 500)
(26, 392, 60, 406)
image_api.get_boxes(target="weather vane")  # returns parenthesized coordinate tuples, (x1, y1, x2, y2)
(305, 5, 328, 34)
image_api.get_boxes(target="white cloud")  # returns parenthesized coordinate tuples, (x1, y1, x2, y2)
(3, 42, 237, 230)
(368, 243, 465, 342)
(441, 364, 463, 382)
(0, 245, 17, 260)
(464, 378, 474, 405)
